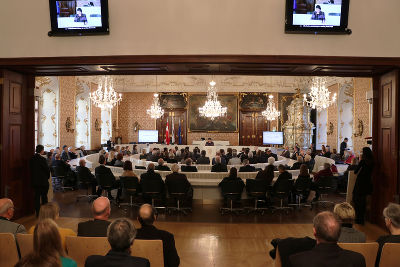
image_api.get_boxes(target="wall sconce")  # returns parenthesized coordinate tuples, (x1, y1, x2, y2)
(65, 117, 74, 133)
(133, 121, 140, 132)
(327, 122, 334, 136)
(354, 119, 364, 137)
(95, 118, 101, 132)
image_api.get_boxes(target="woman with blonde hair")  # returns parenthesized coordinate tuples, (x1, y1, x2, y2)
(333, 202, 366, 243)
(28, 202, 76, 250)
(16, 219, 77, 267)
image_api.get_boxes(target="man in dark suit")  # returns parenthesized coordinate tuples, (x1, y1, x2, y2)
(340, 138, 348, 158)
(205, 137, 214, 146)
(211, 156, 228, 172)
(289, 211, 365, 267)
(166, 164, 193, 205)
(181, 158, 198, 172)
(76, 159, 97, 195)
(95, 155, 122, 200)
(273, 164, 292, 192)
(29, 145, 51, 217)
(155, 158, 171, 171)
(196, 150, 210, 165)
(239, 159, 256, 172)
(281, 146, 291, 158)
(60, 145, 70, 161)
(140, 163, 165, 203)
(136, 204, 180, 267)
(85, 218, 150, 267)
(266, 149, 278, 161)
(78, 197, 111, 237)
(212, 152, 227, 165)
(291, 156, 303, 170)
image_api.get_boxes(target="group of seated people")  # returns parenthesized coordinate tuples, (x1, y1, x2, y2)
(0, 198, 180, 267)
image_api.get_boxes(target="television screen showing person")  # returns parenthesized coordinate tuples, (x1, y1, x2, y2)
(311, 5, 325, 21)
(74, 8, 88, 24)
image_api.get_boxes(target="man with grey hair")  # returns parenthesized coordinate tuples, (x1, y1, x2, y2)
(85, 218, 150, 267)
(239, 159, 256, 172)
(166, 164, 193, 205)
(181, 158, 198, 172)
(78, 196, 111, 237)
(211, 156, 228, 172)
(375, 203, 400, 265)
(228, 150, 241, 165)
(155, 158, 171, 171)
(290, 211, 365, 267)
(0, 198, 26, 235)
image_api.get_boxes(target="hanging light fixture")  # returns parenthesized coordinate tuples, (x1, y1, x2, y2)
(303, 77, 337, 110)
(262, 95, 280, 121)
(198, 80, 227, 120)
(146, 76, 164, 119)
(89, 76, 122, 109)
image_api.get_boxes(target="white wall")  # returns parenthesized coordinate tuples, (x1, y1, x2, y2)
(0, 0, 399, 58)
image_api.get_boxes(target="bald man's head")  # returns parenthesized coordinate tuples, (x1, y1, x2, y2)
(0, 198, 14, 219)
(138, 204, 156, 226)
(92, 197, 111, 220)
(313, 211, 341, 243)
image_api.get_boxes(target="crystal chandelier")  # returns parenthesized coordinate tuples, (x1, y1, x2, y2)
(147, 93, 164, 119)
(262, 95, 280, 121)
(303, 77, 337, 110)
(89, 76, 122, 109)
(198, 80, 227, 120)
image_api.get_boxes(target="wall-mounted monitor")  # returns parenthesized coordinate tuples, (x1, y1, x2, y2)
(138, 130, 159, 143)
(48, 0, 109, 36)
(263, 131, 284, 145)
(285, 0, 351, 34)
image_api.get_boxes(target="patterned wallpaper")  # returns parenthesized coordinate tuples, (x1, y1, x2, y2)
(59, 77, 76, 148)
(118, 93, 156, 143)
(326, 83, 339, 149)
(353, 78, 372, 154)
(90, 82, 102, 149)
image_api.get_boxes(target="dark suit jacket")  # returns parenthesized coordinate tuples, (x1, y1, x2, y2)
(53, 159, 72, 176)
(281, 150, 290, 158)
(270, 237, 316, 267)
(85, 250, 149, 267)
(140, 170, 164, 193)
(211, 163, 228, 172)
(166, 158, 178, 163)
(196, 156, 210, 165)
(273, 171, 292, 192)
(353, 160, 374, 196)
(291, 162, 302, 170)
(61, 150, 70, 161)
(267, 153, 278, 161)
(68, 151, 77, 159)
(165, 172, 191, 193)
(155, 165, 171, 171)
(76, 166, 95, 182)
(181, 165, 198, 172)
(255, 170, 274, 185)
(77, 219, 111, 237)
(136, 225, 180, 267)
(95, 165, 116, 183)
(289, 243, 365, 267)
(29, 153, 50, 187)
(239, 165, 256, 172)
(212, 157, 226, 165)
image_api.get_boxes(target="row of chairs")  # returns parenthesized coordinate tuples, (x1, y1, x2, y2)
(0, 233, 164, 267)
(274, 242, 400, 267)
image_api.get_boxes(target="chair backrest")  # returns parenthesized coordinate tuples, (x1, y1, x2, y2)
(274, 178, 293, 194)
(318, 176, 333, 189)
(246, 179, 268, 193)
(76, 167, 91, 183)
(294, 176, 312, 191)
(66, 236, 110, 267)
(53, 165, 67, 177)
(0, 233, 20, 267)
(379, 243, 400, 267)
(16, 233, 34, 258)
(166, 177, 190, 194)
(338, 242, 378, 267)
(141, 179, 164, 194)
(220, 178, 244, 195)
(274, 246, 282, 267)
(132, 239, 164, 267)
(96, 173, 113, 187)
(120, 176, 139, 190)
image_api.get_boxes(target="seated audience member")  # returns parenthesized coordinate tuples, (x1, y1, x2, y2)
(167, 152, 178, 163)
(150, 149, 161, 162)
(312, 163, 333, 183)
(267, 157, 278, 171)
(114, 153, 124, 167)
(61, 145, 71, 161)
(345, 150, 356, 165)
(255, 164, 275, 185)
(15, 219, 77, 267)
(136, 204, 179, 267)
(292, 164, 312, 203)
(273, 165, 292, 192)
(0, 198, 26, 235)
(139, 150, 147, 160)
(319, 145, 327, 157)
(28, 202, 76, 250)
(375, 203, 400, 266)
(192, 147, 201, 161)
(228, 150, 241, 165)
(304, 154, 315, 173)
(77, 145, 86, 158)
(239, 159, 256, 172)
(205, 137, 214, 146)
(281, 146, 291, 158)
(226, 148, 233, 161)
(196, 150, 210, 165)
(333, 202, 366, 243)
(68, 147, 78, 159)
(132, 145, 138, 155)
(330, 148, 342, 162)
(175, 150, 183, 163)
(78, 197, 111, 237)
(181, 158, 198, 172)
(218, 167, 245, 200)
(291, 146, 300, 160)
(85, 219, 150, 267)
(95, 155, 122, 201)
(269, 236, 316, 267)
(211, 156, 228, 172)
(291, 156, 304, 170)
(76, 159, 98, 195)
(166, 164, 193, 205)
(247, 152, 257, 164)
(53, 153, 77, 187)
(289, 211, 365, 267)
(46, 151, 54, 168)
(155, 158, 171, 171)
(324, 146, 332, 158)
(106, 151, 116, 166)
(212, 152, 227, 165)
(266, 149, 278, 161)
(122, 160, 139, 179)
(140, 163, 165, 203)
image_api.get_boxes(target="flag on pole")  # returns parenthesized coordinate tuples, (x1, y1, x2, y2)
(166, 118, 170, 145)
(178, 120, 182, 145)
(171, 116, 175, 144)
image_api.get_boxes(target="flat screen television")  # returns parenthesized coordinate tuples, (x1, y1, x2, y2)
(138, 130, 159, 143)
(285, 0, 351, 34)
(263, 131, 284, 145)
(48, 0, 109, 36)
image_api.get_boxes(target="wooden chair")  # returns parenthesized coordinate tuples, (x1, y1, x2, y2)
(378, 243, 400, 267)
(16, 233, 34, 258)
(132, 239, 164, 267)
(274, 247, 282, 267)
(65, 236, 110, 267)
(0, 233, 20, 267)
(338, 242, 379, 267)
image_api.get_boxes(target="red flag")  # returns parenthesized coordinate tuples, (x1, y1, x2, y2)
(166, 119, 170, 145)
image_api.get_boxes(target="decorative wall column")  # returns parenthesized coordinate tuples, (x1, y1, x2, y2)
(75, 78, 91, 149)
(90, 82, 102, 149)
(59, 77, 76, 147)
(337, 81, 354, 150)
